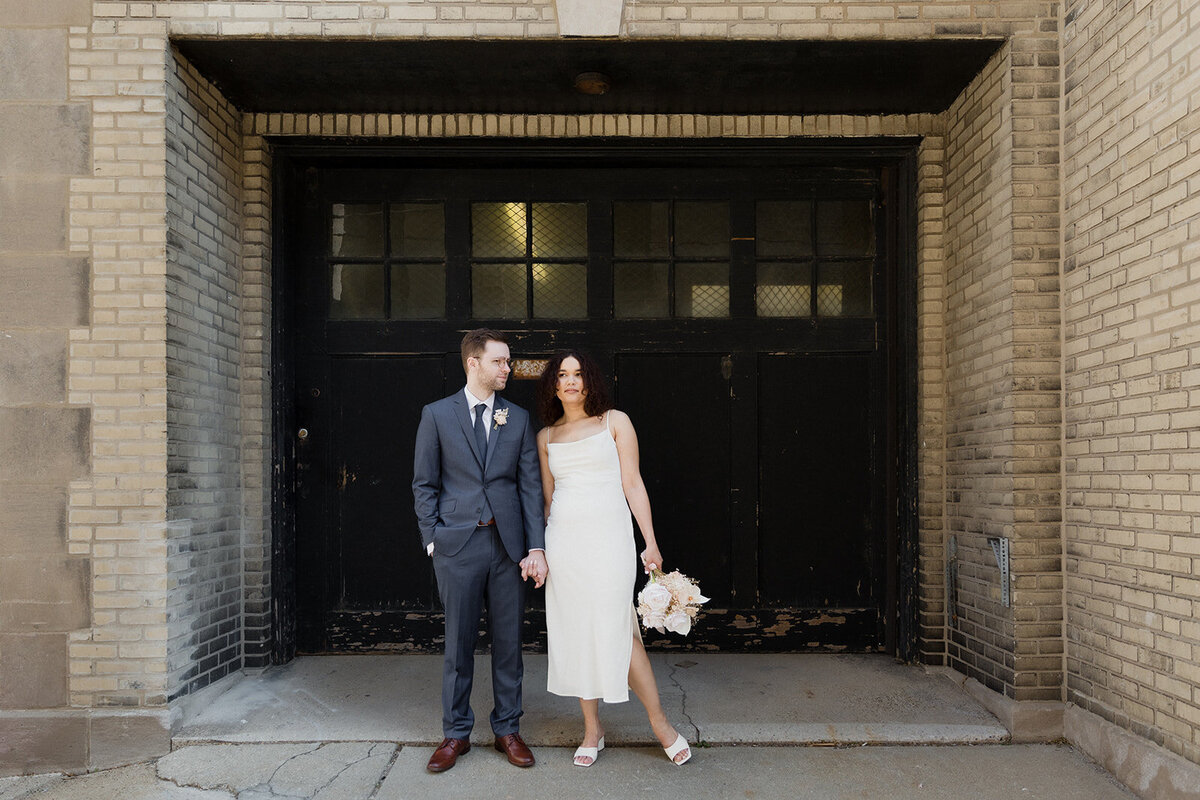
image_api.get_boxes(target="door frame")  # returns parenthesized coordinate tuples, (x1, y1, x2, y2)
(270, 138, 921, 663)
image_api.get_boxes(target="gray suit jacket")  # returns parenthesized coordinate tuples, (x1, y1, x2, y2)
(412, 390, 546, 563)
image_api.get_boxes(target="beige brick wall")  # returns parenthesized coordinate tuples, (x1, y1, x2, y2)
(941, 37, 1062, 702)
(164, 52, 245, 699)
(1062, 0, 1200, 766)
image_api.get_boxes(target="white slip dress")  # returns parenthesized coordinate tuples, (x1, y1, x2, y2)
(544, 413, 639, 703)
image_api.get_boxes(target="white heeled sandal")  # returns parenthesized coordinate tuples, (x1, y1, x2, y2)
(664, 733, 691, 765)
(573, 735, 604, 767)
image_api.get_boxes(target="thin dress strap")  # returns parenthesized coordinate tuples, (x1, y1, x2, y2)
(603, 411, 610, 431)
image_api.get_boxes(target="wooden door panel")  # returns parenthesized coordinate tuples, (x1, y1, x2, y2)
(331, 356, 444, 610)
(615, 354, 732, 605)
(758, 354, 877, 607)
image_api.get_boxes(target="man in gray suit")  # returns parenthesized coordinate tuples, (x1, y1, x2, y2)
(412, 329, 548, 773)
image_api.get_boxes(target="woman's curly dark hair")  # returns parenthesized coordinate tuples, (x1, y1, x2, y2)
(536, 350, 613, 426)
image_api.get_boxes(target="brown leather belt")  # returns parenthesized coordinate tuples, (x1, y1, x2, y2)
(479, 519, 496, 527)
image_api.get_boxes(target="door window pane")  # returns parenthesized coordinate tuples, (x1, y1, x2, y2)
(390, 203, 445, 258)
(676, 262, 729, 318)
(532, 203, 587, 259)
(817, 261, 872, 317)
(330, 263, 384, 319)
(472, 263, 526, 319)
(757, 201, 813, 257)
(391, 263, 445, 319)
(472, 202, 526, 258)
(817, 200, 875, 256)
(331, 204, 384, 257)
(675, 202, 729, 258)
(614, 262, 669, 318)
(613, 201, 670, 258)
(532, 263, 587, 318)
(756, 262, 813, 317)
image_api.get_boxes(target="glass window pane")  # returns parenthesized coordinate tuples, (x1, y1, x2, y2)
(472, 202, 526, 258)
(330, 263, 384, 319)
(676, 262, 729, 318)
(613, 201, 670, 258)
(817, 200, 875, 256)
(391, 263, 445, 319)
(757, 201, 813, 257)
(532, 262, 587, 318)
(817, 261, 872, 317)
(331, 204, 384, 257)
(614, 262, 669, 318)
(532, 203, 587, 259)
(472, 263, 527, 319)
(675, 202, 729, 258)
(391, 203, 444, 258)
(756, 262, 813, 317)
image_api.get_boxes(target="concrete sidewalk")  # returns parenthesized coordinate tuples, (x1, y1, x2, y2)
(1, 743, 1137, 800)
(0, 655, 1141, 799)
(173, 653, 1008, 746)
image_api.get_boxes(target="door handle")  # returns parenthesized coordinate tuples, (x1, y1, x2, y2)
(297, 428, 309, 441)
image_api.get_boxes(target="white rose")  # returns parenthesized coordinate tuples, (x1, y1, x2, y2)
(642, 612, 666, 632)
(639, 582, 672, 613)
(664, 611, 691, 636)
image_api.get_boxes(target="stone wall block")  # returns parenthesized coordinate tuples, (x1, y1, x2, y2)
(88, 711, 171, 771)
(0, 255, 89, 328)
(0, 484, 67, 552)
(0, 330, 68, 405)
(0, 632, 68, 708)
(0, 555, 91, 632)
(0, 714, 86, 777)
(0, 29, 67, 101)
(0, 177, 68, 251)
(0, 407, 89, 484)
(0, 103, 90, 176)
(0, 0, 90, 27)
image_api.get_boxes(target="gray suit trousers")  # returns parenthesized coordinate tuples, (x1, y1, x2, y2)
(432, 523, 525, 739)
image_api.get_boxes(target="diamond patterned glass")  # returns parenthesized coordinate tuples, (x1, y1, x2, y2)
(390, 203, 445, 258)
(472, 263, 527, 319)
(756, 262, 813, 317)
(676, 262, 729, 318)
(613, 202, 670, 258)
(331, 204, 384, 257)
(330, 263, 384, 319)
(532, 263, 587, 318)
(472, 202, 526, 258)
(532, 203, 587, 259)
(391, 263, 445, 319)
(675, 202, 729, 258)
(817, 261, 872, 317)
(614, 262, 669, 318)
(817, 200, 875, 256)
(757, 201, 813, 257)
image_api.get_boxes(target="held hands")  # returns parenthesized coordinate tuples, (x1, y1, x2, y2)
(640, 546, 664, 574)
(520, 550, 548, 588)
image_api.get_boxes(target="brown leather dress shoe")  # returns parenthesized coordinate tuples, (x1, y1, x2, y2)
(493, 732, 535, 767)
(427, 737, 470, 773)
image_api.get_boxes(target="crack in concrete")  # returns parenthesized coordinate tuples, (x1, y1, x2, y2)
(666, 661, 701, 743)
(308, 743, 392, 800)
(252, 742, 325, 798)
(365, 744, 402, 800)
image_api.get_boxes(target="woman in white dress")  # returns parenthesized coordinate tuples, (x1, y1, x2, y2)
(535, 350, 691, 767)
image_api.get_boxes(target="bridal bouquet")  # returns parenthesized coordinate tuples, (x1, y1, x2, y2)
(637, 569, 709, 636)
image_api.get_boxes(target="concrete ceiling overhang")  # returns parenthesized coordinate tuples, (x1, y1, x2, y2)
(173, 38, 1004, 116)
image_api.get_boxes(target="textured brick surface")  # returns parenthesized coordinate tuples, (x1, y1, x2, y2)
(1062, 0, 1200, 767)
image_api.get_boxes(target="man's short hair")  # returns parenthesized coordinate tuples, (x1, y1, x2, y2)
(461, 328, 508, 373)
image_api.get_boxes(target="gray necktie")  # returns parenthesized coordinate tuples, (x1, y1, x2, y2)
(473, 403, 488, 461)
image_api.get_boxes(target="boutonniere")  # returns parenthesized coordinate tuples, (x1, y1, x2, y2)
(493, 407, 509, 430)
